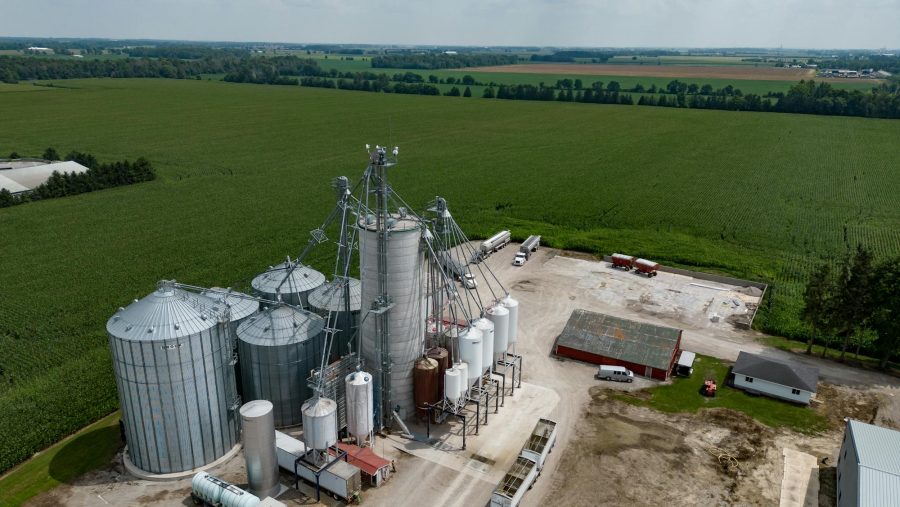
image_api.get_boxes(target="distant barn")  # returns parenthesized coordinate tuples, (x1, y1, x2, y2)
(554, 309, 682, 380)
(0, 160, 90, 195)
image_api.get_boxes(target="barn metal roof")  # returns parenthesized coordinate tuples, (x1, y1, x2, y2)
(0, 174, 30, 194)
(556, 309, 680, 370)
(847, 419, 900, 506)
(0, 160, 90, 191)
(733, 351, 819, 393)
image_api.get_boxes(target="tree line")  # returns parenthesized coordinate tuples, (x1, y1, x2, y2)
(0, 149, 155, 208)
(371, 53, 518, 69)
(530, 50, 614, 63)
(801, 246, 899, 369)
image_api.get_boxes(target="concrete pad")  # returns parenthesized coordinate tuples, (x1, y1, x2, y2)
(780, 448, 819, 507)
(122, 443, 242, 481)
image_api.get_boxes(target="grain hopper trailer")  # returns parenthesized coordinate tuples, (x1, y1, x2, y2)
(634, 258, 660, 277)
(611, 253, 635, 270)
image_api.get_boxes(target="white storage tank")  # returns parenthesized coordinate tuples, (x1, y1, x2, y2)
(237, 305, 325, 427)
(251, 260, 325, 309)
(345, 371, 374, 439)
(301, 397, 338, 450)
(502, 295, 519, 345)
(472, 318, 495, 374)
(444, 367, 461, 402)
(451, 326, 483, 385)
(308, 277, 362, 359)
(192, 471, 261, 507)
(358, 214, 425, 420)
(486, 304, 509, 356)
(107, 285, 239, 475)
(239, 400, 279, 499)
(456, 362, 469, 397)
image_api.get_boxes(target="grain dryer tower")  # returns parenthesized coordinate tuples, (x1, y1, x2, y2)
(358, 145, 426, 426)
(107, 282, 239, 475)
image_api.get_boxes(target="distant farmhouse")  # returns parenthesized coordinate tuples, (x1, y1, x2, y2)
(0, 160, 90, 195)
(731, 351, 819, 405)
(837, 419, 900, 507)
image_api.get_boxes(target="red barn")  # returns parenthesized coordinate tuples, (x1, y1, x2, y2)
(554, 309, 682, 380)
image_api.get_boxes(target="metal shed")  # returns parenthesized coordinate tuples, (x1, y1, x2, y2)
(554, 309, 682, 380)
(837, 419, 900, 507)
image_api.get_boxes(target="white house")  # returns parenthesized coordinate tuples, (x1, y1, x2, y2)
(732, 351, 819, 405)
(837, 419, 900, 506)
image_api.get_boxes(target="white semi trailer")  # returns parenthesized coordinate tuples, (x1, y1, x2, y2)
(519, 418, 557, 471)
(481, 230, 511, 255)
(489, 455, 539, 507)
(274, 431, 362, 503)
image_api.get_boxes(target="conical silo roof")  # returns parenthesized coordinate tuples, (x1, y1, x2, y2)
(307, 277, 362, 312)
(251, 261, 325, 299)
(202, 287, 259, 322)
(236, 305, 325, 346)
(106, 285, 221, 341)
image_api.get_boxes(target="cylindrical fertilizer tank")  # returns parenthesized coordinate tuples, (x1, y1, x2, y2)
(192, 472, 260, 507)
(308, 277, 361, 359)
(486, 304, 510, 356)
(237, 305, 325, 428)
(108, 286, 238, 475)
(451, 327, 482, 385)
(456, 362, 469, 397)
(239, 400, 279, 499)
(444, 367, 461, 402)
(472, 318, 495, 374)
(502, 295, 519, 345)
(345, 371, 374, 439)
(413, 357, 439, 420)
(426, 347, 449, 399)
(359, 214, 425, 420)
(251, 261, 325, 309)
(301, 397, 338, 450)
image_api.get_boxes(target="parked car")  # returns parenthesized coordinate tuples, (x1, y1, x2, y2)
(595, 365, 634, 382)
(462, 273, 477, 289)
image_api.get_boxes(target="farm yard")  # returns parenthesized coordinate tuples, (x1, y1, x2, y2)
(1, 76, 900, 487)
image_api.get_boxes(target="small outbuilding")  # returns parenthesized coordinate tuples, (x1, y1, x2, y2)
(554, 309, 682, 380)
(837, 419, 900, 507)
(331, 443, 392, 487)
(731, 351, 818, 404)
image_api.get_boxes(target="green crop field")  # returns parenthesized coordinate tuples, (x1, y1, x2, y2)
(1, 78, 899, 483)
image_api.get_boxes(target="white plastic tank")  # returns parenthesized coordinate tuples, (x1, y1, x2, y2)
(453, 327, 482, 384)
(472, 318, 495, 374)
(502, 295, 519, 345)
(456, 362, 469, 397)
(444, 367, 461, 402)
(301, 397, 338, 450)
(239, 400, 279, 499)
(345, 371, 374, 439)
(486, 304, 510, 355)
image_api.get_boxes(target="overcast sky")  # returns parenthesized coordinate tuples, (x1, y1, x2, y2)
(2, 0, 898, 49)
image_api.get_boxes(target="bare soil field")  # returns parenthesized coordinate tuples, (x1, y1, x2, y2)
(467, 63, 818, 81)
(546, 387, 862, 507)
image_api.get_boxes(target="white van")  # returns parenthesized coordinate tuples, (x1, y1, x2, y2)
(595, 365, 634, 383)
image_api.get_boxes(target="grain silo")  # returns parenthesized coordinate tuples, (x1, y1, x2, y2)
(307, 276, 361, 359)
(202, 287, 259, 348)
(107, 284, 239, 475)
(251, 260, 325, 309)
(237, 304, 325, 427)
(359, 213, 425, 422)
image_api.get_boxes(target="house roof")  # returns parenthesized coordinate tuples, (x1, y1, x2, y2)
(556, 309, 681, 370)
(733, 351, 819, 393)
(847, 419, 900, 505)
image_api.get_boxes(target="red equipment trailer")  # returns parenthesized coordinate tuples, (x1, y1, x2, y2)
(634, 258, 660, 277)
(611, 253, 635, 270)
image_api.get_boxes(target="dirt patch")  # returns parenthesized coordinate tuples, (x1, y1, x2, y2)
(549, 387, 837, 506)
(816, 383, 879, 427)
(467, 64, 819, 82)
(556, 249, 599, 261)
(510, 279, 538, 292)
